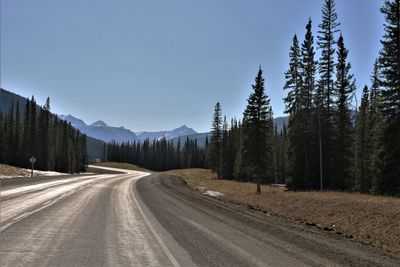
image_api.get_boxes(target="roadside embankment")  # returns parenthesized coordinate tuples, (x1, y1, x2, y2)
(164, 168, 400, 254)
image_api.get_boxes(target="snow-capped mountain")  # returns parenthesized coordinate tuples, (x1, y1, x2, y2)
(91, 120, 108, 127)
(136, 125, 197, 142)
(59, 114, 86, 127)
(59, 115, 138, 143)
(60, 115, 199, 144)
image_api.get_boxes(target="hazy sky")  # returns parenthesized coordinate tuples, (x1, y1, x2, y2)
(1, 0, 384, 132)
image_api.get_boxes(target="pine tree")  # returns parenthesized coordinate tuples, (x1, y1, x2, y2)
(283, 34, 302, 114)
(369, 61, 384, 193)
(210, 102, 222, 178)
(242, 67, 273, 194)
(318, 0, 340, 119)
(285, 19, 318, 190)
(378, 0, 400, 195)
(317, 0, 340, 190)
(356, 86, 370, 192)
(6, 102, 16, 165)
(220, 116, 230, 178)
(334, 34, 356, 190)
(0, 111, 4, 162)
(301, 18, 318, 111)
(14, 100, 21, 165)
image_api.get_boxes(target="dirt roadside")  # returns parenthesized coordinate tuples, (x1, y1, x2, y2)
(164, 168, 400, 255)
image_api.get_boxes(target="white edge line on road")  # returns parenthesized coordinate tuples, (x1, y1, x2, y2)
(131, 174, 181, 267)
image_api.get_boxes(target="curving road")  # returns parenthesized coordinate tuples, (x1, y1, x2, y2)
(1, 168, 399, 266)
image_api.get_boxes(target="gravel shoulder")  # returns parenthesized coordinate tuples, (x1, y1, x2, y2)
(136, 173, 400, 267)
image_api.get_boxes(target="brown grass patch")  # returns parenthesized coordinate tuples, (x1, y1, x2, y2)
(164, 168, 400, 254)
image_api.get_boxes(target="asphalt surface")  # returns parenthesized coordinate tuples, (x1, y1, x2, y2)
(1, 168, 399, 266)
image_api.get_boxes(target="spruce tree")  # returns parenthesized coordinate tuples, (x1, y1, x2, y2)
(356, 86, 370, 192)
(334, 34, 356, 190)
(317, 0, 340, 190)
(0, 111, 4, 162)
(283, 34, 302, 114)
(210, 102, 222, 178)
(369, 61, 384, 193)
(220, 116, 230, 178)
(285, 19, 318, 190)
(317, 0, 340, 119)
(242, 67, 273, 194)
(378, 0, 400, 195)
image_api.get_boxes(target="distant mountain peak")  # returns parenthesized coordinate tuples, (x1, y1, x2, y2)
(91, 120, 108, 127)
(59, 114, 87, 127)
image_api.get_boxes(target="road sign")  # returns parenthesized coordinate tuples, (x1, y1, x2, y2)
(29, 156, 36, 177)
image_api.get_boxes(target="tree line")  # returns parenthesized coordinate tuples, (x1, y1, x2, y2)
(105, 137, 207, 171)
(208, 0, 399, 196)
(0, 97, 87, 173)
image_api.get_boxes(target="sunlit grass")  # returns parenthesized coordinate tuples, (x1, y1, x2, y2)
(164, 168, 400, 254)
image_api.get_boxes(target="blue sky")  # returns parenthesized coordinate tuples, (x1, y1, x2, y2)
(1, 0, 384, 132)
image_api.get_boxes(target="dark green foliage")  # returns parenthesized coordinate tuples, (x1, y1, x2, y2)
(378, 0, 400, 195)
(283, 34, 302, 114)
(274, 124, 288, 184)
(368, 61, 384, 193)
(241, 67, 273, 193)
(106, 137, 207, 171)
(209, 102, 222, 178)
(317, 0, 340, 120)
(333, 34, 356, 190)
(0, 97, 87, 173)
(356, 86, 371, 193)
(317, 0, 340, 190)
(286, 19, 319, 190)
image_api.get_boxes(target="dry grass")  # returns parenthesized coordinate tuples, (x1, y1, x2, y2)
(0, 164, 29, 178)
(93, 162, 151, 172)
(164, 168, 400, 254)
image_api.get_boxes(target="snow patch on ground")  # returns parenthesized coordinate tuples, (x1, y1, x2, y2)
(203, 190, 224, 197)
(0, 169, 67, 179)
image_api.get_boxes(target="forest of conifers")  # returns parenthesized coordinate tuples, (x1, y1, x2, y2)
(0, 97, 87, 173)
(207, 0, 400, 196)
(0, 0, 398, 197)
(110, 0, 400, 196)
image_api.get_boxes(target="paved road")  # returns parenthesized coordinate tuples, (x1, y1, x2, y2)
(1, 169, 399, 266)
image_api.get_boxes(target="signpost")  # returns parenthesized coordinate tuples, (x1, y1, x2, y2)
(29, 156, 36, 177)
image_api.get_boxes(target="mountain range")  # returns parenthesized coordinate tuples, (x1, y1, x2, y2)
(60, 113, 289, 146)
(59, 114, 200, 144)
(1, 88, 289, 160)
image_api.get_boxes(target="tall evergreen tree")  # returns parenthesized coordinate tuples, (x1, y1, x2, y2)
(210, 102, 222, 178)
(369, 61, 384, 193)
(242, 67, 273, 194)
(334, 34, 356, 190)
(283, 34, 302, 114)
(285, 19, 318, 190)
(356, 86, 370, 192)
(0, 112, 4, 162)
(317, 0, 340, 190)
(220, 116, 230, 178)
(378, 0, 400, 195)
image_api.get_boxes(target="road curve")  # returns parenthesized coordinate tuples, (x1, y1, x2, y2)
(1, 169, 399, 266)
(0, 170, 176, 266)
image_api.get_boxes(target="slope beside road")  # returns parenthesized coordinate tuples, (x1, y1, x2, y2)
(1, 167, 399, 266)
